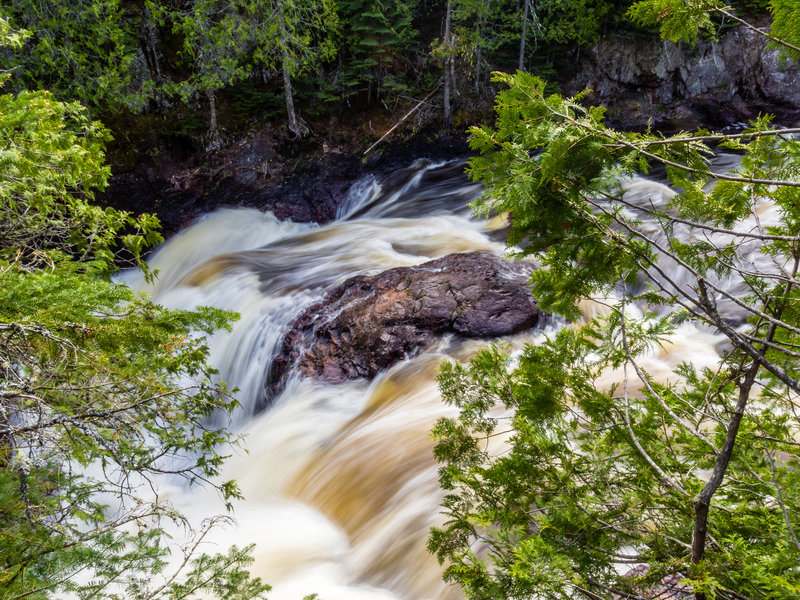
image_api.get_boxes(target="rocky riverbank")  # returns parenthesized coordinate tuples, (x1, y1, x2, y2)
(566, 18, 800, 130)
(99, 19, 800, 242)
(100, 116, 470, 238)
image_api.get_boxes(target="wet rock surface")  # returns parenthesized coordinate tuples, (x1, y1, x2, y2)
(100, 142, 363, 236)
(567, 22, 800, 129)
(99, 126, 470, 237)
(269, 251, 539, 390)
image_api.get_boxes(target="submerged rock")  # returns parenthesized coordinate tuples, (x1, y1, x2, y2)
(269, 251, 539, 389)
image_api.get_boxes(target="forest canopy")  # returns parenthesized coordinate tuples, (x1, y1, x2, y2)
(0, 0, 649, 136)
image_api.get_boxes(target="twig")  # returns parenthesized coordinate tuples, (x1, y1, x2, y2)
(714, 7, 800, 56)
(363, 82, 442, 156)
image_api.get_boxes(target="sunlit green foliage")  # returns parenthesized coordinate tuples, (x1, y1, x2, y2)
(769, 0, 800, 59)
(431, 2, 800, 599)
(0, 89, 161, 268)
(627, 0, 720, 42)
(0, 1, 153, 110)
(0, 20, 270, 600)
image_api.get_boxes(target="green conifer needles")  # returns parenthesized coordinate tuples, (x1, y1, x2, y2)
(0, 19, 269, 600)
(431, 4, 800, 600)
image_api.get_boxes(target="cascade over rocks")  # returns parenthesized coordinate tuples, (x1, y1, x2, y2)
(269, 251, 539, 390)
(100, 124, 470, 237)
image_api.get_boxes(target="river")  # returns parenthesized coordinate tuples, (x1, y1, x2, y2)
(121, 156, 744, 599)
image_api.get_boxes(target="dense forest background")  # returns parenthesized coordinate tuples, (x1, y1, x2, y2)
(1, 0, 635, 134)
(0, 0, 771, 151)
(3, 0, 786, 237)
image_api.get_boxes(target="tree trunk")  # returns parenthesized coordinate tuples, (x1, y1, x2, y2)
(474, 43, 482, 93)
(142, 8, 162, 82)
(519, 0, 530, 71)
(690, 275, 792, 600)
(443, 0, 453, 126)
(208, 90, 218, 135)
(205, 90, 221, 150)
(282, 53, 302, 137)
(690, 364, 756, 600)
(474, 0, 490, 93)
(278, 2, 305, 138)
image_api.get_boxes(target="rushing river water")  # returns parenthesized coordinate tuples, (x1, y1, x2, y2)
(121, 156, 748, 599)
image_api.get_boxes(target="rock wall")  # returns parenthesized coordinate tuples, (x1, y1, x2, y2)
(566, 24, 800, 129)
(100, 123, 470, 236)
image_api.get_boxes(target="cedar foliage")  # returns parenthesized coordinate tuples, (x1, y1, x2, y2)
(0, 18, 270, 600)
(430, 3, 800, 599)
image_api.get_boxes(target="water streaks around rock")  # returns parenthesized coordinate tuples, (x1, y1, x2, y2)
(269, 251, 539, 391)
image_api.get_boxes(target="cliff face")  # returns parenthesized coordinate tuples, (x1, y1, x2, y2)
(565, 24, 800, 129)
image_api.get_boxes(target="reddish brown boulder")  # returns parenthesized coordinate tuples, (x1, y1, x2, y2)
(269, 251, 539, 389)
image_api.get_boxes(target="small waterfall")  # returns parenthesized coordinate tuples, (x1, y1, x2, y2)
(124, 155, 748, 599)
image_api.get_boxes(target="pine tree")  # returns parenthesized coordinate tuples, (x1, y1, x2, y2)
(247, 0, 339, 137)
(337, 0, 419, 104)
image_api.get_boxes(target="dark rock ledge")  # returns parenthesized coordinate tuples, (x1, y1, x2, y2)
(268, 251, 539, 393)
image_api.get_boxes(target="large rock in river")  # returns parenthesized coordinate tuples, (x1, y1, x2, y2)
(269, 251, 539, 387)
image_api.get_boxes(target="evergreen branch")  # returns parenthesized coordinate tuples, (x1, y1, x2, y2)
(761, 433, 800, 552)
(691, 357, 759, 571)
(615, 306, 718, 453)
(512, 84, 800, 188)
(638, 126, 800, 147)
(612, 191, 800, 244)
(620, 316, 688, 495)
